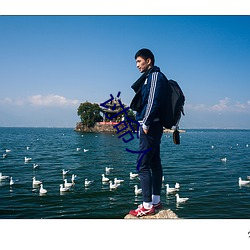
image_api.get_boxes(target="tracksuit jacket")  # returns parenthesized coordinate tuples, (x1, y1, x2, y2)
(130, 66, 167, 130)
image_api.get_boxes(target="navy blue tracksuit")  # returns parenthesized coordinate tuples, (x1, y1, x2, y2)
(132, 66, 167, 202)
(138, 121, 163, 202)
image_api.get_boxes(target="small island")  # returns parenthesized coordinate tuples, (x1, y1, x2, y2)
(75, 98, 135, 133)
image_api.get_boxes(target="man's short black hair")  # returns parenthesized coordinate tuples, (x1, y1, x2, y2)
(135, 48, 155, 66)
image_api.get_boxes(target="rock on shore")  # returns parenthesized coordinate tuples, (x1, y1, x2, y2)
(124, 209, 178, 219)
(75, 122, 119, 133)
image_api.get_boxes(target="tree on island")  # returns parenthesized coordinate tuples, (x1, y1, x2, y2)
(77, 101, 137, 128)
(124, 108, 136, 123)
(77, 101, 103, 127)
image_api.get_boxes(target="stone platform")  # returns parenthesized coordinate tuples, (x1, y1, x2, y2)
(124, 209, 179, 219)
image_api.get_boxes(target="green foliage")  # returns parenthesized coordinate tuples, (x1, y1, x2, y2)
(77, 101, 103, 127)
(125, 108, 136, 122)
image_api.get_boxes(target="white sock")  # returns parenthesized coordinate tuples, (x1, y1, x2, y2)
(152, 195, 160, 204)
(143, 201, 153, 209)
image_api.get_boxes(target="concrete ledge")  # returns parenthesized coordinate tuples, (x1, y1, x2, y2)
(124, 209, 179, 219)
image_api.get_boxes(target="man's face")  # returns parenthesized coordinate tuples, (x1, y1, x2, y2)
(136, 56, 152, 73)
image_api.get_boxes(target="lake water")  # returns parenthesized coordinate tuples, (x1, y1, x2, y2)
(0, 127, 250, 219)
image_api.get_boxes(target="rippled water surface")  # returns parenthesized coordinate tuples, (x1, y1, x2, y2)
(0, 127, 250, 219)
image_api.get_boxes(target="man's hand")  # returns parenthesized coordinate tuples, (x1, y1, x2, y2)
(143, 128, 149, 134)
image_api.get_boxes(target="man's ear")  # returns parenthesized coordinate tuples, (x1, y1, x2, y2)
(146, 58, 152, 66)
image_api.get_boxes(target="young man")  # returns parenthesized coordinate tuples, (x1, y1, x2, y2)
(129, 48, 167, 217)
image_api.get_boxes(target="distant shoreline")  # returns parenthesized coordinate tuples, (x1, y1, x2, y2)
(1, 126, 250, 131)
(164, 129, 186, 133)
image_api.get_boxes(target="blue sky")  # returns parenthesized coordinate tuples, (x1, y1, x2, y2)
(0, 15, 249, 128)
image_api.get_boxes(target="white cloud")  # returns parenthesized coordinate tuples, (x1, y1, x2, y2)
(0, 94, 80, 107)
(28, 94, 79, 106)
(0, 97, 24, 106)
(186, 97, 250, 113)
(210, 97, 231, 111)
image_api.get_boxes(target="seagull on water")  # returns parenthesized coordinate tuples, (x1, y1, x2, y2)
(109, 180, 120, 190)
(76, 147, 81, 151)
(64, 179, 74, 188)
(84, 149, 89, 152)
(5, 149, 11, 153)
(62, 169, 70, 175)
(134, 185, 142, 196)
(60, 184, 70, 192)
(166, 184, 178, 194)
(0, 172, 9, 180)
(175, 194, 189, 203)
(84, 178, 94, 187)
(175, 182, 180, 189)
(102, 174, 109, 182)
(2, 153, 7, 158)
(32, 177, 42, 185)
(33, 163, 39, 169)
(130, 172, 139, 179)
(114, 178, 124, 184)
(239, 177, 250, 186)
(24, 157, 32, 163)
(220, 157, 227, 163)
(39, 184, 47, 194)
(105, 167, 113, 174)
(10, 177, 20, 186)
(71, 174, 77, 183)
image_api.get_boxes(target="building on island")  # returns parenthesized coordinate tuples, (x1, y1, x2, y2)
(100, 97, 124, 125)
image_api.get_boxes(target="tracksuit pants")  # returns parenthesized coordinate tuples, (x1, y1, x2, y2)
(137, 121, 163, 203)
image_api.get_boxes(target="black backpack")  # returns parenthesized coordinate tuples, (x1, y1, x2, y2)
(159, 77, 185, 130)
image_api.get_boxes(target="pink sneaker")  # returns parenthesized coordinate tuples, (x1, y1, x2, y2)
(129, 204, 155, 217)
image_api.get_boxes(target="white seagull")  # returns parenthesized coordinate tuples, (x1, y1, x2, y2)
(71, 174, 77, 183)
(175, 194, 189, 203)
(32, 177, 42, 185)
(5, 149, 11, 153)
(166, 184, 178, 194)
(175, 182, 180, 189)
(84, 178, 94, 187)
(239, 177, 250, 186)
(84, 149, 89, 152)
(39, 184, 47, 194)
(62, 169, 70, 175)
(105, 167, 113, 174)
(220, 157, 227, 163)
(60, 184, 70, 192)
(102, 174, 109, 182)
(24, 157, 32, 163)
(10, 177, 20, 186)
(64, 179, 74, 188)
(134, 185, 142, 196)
(3, 153, 7, 158)
(76, 147, 81, 151)
(109, 180, 120, 190)
(130, 172, 139, 179)
(0, 172, 9, 180)
(114, 177, 124, 184)
(33, 163, 39, 169)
